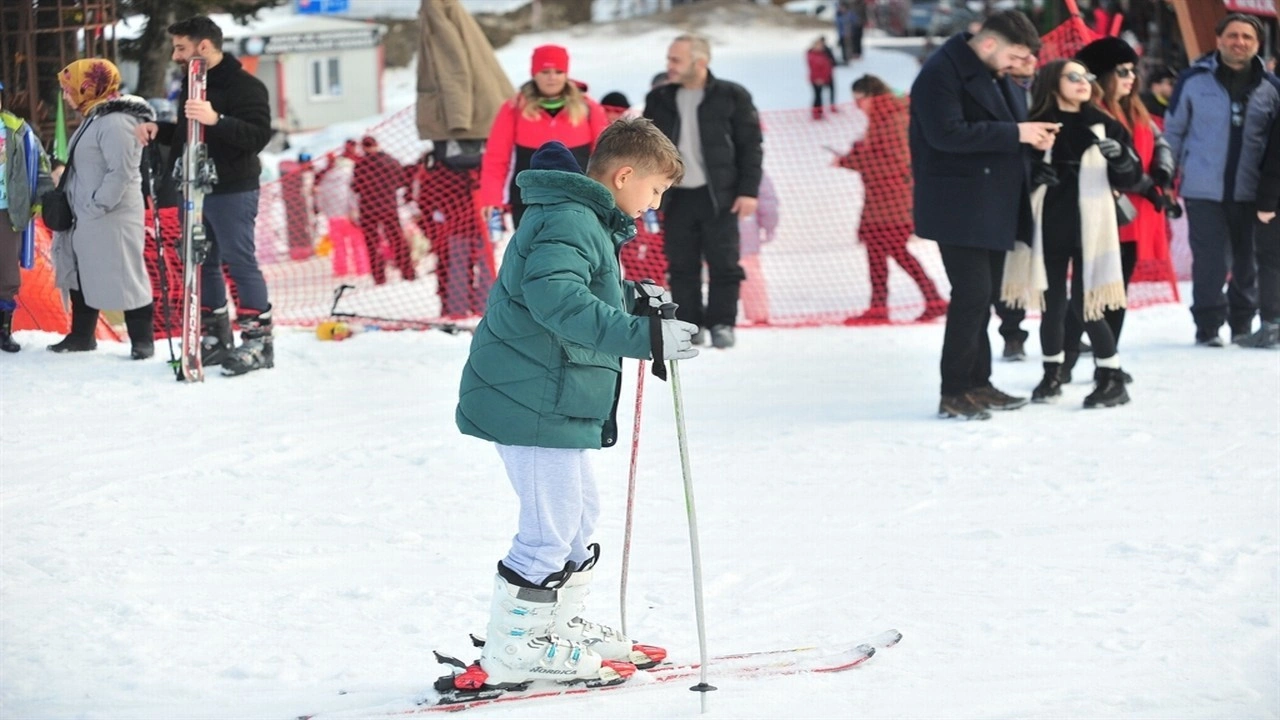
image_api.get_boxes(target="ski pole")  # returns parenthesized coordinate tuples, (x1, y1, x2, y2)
(659, 302, 716, 712)
(619, 357, 646, 637)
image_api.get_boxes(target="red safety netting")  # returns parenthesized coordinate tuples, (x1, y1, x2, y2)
(248, 94, 1175, 330)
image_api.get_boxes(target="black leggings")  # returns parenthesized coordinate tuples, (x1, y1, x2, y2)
(1041, 252, 1118, 360)
(1064, 241, 1135, 352)
(812, 82, 835, 109)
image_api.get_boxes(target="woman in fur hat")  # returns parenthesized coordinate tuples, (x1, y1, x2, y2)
(48, 58, 157, 359)
(1056, 37, 1177, 383)
(1003, 58, 1143, 408)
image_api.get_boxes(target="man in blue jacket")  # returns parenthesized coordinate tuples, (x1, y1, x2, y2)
(909, 10, 1059, 420)
(1165, 13, 1280, 346)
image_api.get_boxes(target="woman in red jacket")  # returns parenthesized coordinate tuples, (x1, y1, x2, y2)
(837, 75, 946, 324)
(479, 44, 609, 228)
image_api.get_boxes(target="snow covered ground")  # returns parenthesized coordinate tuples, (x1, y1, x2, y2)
(4, 9, 1279, 720)
(3, 298, 1278, 719)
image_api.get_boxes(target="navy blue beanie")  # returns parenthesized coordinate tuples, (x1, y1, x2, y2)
(530, 141, 583, 174)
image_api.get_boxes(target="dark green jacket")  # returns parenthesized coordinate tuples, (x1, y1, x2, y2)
(456, 168, 651, 449)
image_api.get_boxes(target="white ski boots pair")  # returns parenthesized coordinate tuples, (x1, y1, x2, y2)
(464, 554, 665, 689)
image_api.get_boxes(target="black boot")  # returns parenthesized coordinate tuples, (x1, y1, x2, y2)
(48, 290, 99, 353)
(1058, 349, 1079, 384)
(200, 305, 234, 366)
(222, 307, 274, 376)
(1083, 367, 1130, 409)
(124, 303, 155, 360)
(0, 307, 19, 353)
(1031, 362, 1063, 403)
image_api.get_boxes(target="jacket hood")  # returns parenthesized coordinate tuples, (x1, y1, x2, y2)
(90, 95, 157, 122)
(516, 169, 634, 237)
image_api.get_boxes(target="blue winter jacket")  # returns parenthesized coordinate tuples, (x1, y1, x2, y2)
(1165, 52, 1280, 202)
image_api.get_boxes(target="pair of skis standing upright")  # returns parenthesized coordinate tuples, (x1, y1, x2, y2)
(148, 57, 217, 382)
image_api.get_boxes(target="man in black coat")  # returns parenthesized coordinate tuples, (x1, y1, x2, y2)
(644, 33, 763, 350)
(909, 10, 1060, 420)
(137, 15, 275, 376)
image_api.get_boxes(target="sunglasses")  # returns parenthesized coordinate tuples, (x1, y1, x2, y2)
(1113, 67, 1135, 79)
(1064, 71, 1097, 84)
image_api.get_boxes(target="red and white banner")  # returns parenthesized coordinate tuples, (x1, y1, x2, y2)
(1224, 0, 1277, 18)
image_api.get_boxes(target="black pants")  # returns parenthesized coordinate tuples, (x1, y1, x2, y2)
(1255, 215, 1280, 322)
(1041, 252, 1118, 360)
(812, 82, 835, 109)
(990, 250, 1027, 343)
(1185, 199, 1257, 335)
(662, 186, 745, 329)
(937, 244, 1007, 396)
(1065, 240, 1137, 351)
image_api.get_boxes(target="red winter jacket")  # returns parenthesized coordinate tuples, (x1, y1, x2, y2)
(479, 95, 609, 209)
(807, 48, 835, 86)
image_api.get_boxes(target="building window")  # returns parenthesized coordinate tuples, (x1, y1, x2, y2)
(310, 57, 342, 98)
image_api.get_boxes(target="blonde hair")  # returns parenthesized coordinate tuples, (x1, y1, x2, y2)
(587, 117, 685, 185)
(518, 78, 589, 124)
(673, 33, 711, 63)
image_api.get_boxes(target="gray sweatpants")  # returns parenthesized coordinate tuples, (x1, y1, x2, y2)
(495, 444, 599, 586)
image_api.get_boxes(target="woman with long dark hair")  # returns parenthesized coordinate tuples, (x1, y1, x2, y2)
(1002, 58, 1142, 408)
(1057, 38, 1176, 382)
(479, 45, 609, 229)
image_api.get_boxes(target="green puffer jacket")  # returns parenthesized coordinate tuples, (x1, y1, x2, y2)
(456, 167, 653, 449)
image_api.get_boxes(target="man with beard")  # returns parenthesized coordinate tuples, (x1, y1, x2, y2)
(136, 15, 275, 375)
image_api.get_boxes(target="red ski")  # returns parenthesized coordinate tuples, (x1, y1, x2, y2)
(298, 630, 901, 718)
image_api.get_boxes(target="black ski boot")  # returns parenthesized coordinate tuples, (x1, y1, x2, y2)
(1083, 367, 1130, 408)
(0, 307, 19, 353)
(124, 302, 155, 360)
(48, 290, 99, 353)
(200, 305, 234, 366)
(1031, 362, 1063, 403)
(222, 308, 274, 376)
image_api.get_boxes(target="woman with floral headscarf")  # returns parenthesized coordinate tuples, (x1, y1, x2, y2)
(48, 58, 158, 360)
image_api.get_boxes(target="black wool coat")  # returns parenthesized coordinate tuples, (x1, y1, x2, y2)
(908, 33, 1034, 251)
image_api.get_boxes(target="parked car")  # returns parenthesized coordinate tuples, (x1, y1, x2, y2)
(910, 0, 981, 37)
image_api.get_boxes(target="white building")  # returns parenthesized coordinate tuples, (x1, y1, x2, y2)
(115, 11, 387, 132)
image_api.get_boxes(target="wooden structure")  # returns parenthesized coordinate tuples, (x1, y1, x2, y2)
(0, 0, 120, 139)
(1169, 0, 1278, 60)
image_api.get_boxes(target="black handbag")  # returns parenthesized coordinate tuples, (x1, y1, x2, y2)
(41, 118, 92, 232)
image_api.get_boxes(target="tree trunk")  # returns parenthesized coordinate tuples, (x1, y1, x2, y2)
(134, 5, 177, 98)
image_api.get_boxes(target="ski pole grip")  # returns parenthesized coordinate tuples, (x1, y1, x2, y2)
(659, 302, 678, 320)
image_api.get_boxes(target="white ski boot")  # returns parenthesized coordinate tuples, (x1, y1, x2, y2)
(463, 570, 635, 689)
(553, 545, 666, 668)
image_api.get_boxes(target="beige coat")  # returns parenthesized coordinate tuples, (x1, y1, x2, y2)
(52, 96, 154, 311)
(416, 0, 514, 141)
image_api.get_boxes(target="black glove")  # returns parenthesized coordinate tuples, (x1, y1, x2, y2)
(1150, 165, 1173, 189)
(1032, 162, 1060, 188)
(1095, 137, 1123, 159)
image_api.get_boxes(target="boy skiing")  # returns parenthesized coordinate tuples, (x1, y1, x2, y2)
(455, 118, 698, 691)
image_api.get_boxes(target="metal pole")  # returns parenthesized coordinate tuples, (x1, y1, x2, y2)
(661, 303, 715, 712)
(619, 358, 646, 637)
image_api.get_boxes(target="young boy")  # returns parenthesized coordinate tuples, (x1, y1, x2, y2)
(455, 118, 698, 690)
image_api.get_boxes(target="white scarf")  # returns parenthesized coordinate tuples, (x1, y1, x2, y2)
(1002, 123, 1127, 322)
